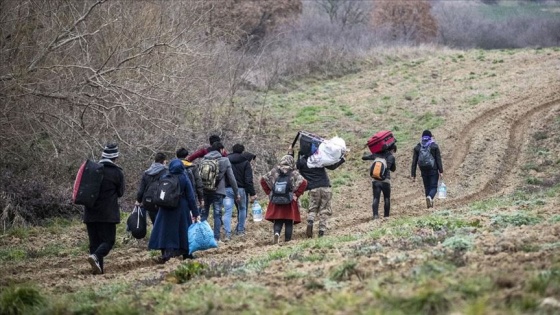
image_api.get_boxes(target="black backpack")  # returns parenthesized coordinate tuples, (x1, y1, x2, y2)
(418, 144, 436, 170)
(142, 170, 166, 212)
(270, 171, 293, 205)
(127, 206, 147, 239)
(153, 174, 182, 208)
(72, 160, 104, 209)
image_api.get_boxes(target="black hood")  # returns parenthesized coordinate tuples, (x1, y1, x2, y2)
(241, 152, 256, 162)
(228, 152, 247, 165)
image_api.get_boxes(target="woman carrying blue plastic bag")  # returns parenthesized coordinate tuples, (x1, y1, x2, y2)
(188, 219, 218, 255)
(148, 159, 199, 263)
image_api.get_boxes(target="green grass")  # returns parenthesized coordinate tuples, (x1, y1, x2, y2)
(0, 247, 27, 262)
(0, 284, 46, 315)
(490, 212, 542, 228)
(479, 3, 560, 20)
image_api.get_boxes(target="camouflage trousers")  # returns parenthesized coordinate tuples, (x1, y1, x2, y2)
(307, 187, 332, 232)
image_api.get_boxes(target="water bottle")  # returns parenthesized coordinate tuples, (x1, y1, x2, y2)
(252, 200, 263, 222)
(438, 181, 447, 199)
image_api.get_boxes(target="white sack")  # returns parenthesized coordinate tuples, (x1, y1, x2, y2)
(307, 136, 347, 168)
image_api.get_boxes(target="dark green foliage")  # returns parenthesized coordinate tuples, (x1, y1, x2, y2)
(0, 285, 46, 315)
(171, 261, 206, 284)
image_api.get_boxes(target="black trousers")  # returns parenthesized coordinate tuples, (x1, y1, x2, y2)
(422, 173, 439, 199)
(86, 222, 117, 272)
(372, 181, 391, 217)
(273, 219, 294, 241)
(147, 209, 158, 225)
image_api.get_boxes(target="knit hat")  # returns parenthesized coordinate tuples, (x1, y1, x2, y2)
(102, 143, 119, 159)
(422, 130, 433, 138)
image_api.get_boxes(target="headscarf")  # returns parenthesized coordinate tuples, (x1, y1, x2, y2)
(262, 155, 305, 191)
(168, 158, 185, 174)
(421, 136, 435, 148)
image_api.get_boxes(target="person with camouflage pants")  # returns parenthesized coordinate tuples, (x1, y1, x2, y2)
(289, 147, 345, 238)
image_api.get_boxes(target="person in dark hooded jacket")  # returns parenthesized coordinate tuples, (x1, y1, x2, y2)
(148, 159, 199, 263)
(363, 144, 397, 219)
(84, 143, 124, 275)
(176, 148, 204, 207)
(135, 152, 167, 224)
(411, 130, 444, 208)
(223, 144, 257, 238)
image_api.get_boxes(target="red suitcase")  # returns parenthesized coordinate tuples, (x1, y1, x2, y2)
(367, 130, 395, 154)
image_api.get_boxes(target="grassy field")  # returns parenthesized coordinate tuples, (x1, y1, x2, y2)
(1, 46, 560, 315)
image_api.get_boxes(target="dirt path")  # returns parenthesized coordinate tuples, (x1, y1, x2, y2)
(1, 49, 559, 296)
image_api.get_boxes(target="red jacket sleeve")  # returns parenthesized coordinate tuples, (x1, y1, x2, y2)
(294, 179, 307, 197)
(187, 147, 209, 162)
(260, 177, 271, 195)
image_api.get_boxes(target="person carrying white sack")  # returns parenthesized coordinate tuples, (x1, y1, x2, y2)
(288, 136, 345, 238)
(306, 136, 347, 168)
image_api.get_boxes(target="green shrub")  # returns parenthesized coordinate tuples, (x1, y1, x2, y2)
(528, 268, 560, 295)
(382, 284, 450, 315)
(0, 248, 27, 262)
(171, 261, 206, 284)
(442, 236, 473, 251)
(330, 260, 360, 281)
(0, 285, 46, 315)
(490, 212, 542, 227)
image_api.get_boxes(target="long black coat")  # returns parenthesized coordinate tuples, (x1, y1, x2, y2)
(83, 161, 125, 223)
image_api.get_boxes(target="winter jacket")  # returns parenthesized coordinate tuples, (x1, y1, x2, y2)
(226, 152, 256, 196)
(296, 156, 345, 191)
(362, 151, 396, 182)
(83, 160, 124, 223)
(148, 159, 199, 252)
(202, 150, 239, 197)
(411, 142, 444, 177)
(182, 160, 204, 202)
(260, 177, 307, 224)
(135, 162, 167, 203)
(187, 146, 228, 162)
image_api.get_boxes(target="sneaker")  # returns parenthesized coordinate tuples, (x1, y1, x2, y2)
(373, 214, 380, 220)
(273, 233, 280, 245)
(87, 254, 102, 275)
(426, 196, 432, 209)
(223, 235, 231, 243)
(430, 197, 434, 208)
(154, 256, 169, 264)
(318, 230, 325, 237)
(306, 223, 313, 238)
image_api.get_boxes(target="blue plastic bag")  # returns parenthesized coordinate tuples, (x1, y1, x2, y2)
(188, 220, 218, 254)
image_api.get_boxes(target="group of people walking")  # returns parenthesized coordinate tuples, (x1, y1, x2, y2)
(82, 130, 443, 275)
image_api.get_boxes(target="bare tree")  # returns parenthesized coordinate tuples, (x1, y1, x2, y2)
(371, 0, 438, 43)
(314, 0, 371, 29)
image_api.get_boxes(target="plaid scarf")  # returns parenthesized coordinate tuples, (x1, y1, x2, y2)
(262, 155, 305, 192)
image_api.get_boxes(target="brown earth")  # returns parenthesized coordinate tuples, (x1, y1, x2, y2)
(1, 48, 559, 311)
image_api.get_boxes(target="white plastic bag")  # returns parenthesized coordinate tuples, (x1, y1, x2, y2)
(307, 136, 347, 168)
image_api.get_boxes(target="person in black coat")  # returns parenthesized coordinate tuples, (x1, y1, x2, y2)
(223, 144, 257, 239)
(135, 152, 167, 224)
(288, 146, 345, 238)
(84, 143, 125, 275)
(363, 144, 397, 219)
(148, 159, 199, 263)
(411, 130, 444, 208)
(176, 148, 204, 208)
